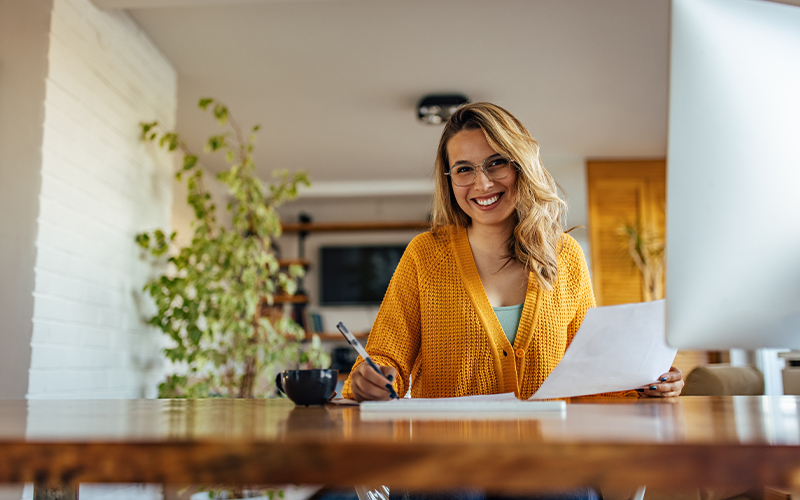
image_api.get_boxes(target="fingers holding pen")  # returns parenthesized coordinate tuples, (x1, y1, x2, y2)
(377, 364, 399, 399)
(351, 362, 398, 402)
(351, 363, 388, 401)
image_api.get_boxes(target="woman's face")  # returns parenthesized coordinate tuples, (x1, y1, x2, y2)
(446, 128, 517, 231)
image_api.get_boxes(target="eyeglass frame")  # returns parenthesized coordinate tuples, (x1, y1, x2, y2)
(444, 154, 518, 187)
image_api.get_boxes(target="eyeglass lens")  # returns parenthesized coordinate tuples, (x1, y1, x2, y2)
(448, 156, 512, 187)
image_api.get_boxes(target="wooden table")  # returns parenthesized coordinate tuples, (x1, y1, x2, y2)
(0, 396, 799, 495)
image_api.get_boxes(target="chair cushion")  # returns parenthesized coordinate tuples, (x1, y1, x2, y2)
(682, 364, 764, 396)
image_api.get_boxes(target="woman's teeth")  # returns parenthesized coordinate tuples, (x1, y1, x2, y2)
(475, 194, 500, 206)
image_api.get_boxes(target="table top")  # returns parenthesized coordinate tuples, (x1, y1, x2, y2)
(1, 396, 799, 493)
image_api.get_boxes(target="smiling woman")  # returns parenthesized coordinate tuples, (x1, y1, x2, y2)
(342, 102, 684, 408)
(340, 104, 683, 499)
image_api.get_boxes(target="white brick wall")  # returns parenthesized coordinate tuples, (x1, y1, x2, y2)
(28, 0, 177, 399)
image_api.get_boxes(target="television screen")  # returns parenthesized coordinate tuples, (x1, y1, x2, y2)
(320, 245, 407, 305)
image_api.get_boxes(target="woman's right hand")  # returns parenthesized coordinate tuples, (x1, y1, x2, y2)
(350, 362, 398, 402)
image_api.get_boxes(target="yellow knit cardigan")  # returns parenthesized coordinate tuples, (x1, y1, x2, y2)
(342, 225, 635, 400)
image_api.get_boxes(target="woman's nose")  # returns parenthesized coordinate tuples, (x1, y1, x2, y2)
(472, 168, 494, 190)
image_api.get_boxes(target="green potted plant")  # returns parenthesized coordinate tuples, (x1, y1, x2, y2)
(136, 97, 329, 400)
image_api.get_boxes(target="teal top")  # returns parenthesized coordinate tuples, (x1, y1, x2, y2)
(493, 303, 525, 345)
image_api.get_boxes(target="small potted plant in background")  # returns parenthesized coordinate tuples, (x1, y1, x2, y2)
(136, 97, 329, 400)
(619, 219, 665, 302)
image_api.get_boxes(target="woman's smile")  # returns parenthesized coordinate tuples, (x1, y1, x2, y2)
(473, 193, 503, 207)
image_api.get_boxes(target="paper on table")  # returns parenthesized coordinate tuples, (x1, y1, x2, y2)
(529, 299, 676, 400)
(360, 392, 566, 419)
(330, 391, 521, 408)
(364, 392, 519, 406)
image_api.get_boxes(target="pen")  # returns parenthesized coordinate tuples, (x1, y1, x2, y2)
(336, 321, 399, 399)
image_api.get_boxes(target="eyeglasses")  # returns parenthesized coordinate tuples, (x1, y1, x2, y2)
(444, 155, 516, 187)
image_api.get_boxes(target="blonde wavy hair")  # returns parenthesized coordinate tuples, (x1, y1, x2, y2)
(431, 102, 567, 290)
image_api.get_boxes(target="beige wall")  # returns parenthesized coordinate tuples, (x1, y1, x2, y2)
(0, 0, 54, 400)
(0, 2, 53, 497)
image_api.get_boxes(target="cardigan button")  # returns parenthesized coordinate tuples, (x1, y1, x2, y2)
(515, 348, 525, 358)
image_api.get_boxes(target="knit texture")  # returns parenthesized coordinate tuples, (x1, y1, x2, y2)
(342, 225, 637, 400)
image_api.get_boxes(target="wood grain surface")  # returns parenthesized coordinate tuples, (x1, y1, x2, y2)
(1, 397, 799, 493)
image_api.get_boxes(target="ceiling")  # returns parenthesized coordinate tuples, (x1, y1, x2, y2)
(96, 0, 672, 196)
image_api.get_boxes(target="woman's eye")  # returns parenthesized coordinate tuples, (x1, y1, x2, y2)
(455, 166, 474, 175)
(487, 158, 509, 168)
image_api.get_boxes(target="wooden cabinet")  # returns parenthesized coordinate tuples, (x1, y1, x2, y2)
(587, 160, 665, 306)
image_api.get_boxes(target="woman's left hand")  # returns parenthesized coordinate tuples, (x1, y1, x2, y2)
(637, 366, 684, 397)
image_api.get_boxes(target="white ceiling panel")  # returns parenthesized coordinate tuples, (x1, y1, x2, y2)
(125, 0, 670, 187)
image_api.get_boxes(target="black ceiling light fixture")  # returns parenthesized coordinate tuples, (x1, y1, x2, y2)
(417, 94, 469, 125)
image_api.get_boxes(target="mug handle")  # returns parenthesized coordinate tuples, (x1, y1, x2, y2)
(275, 373, 285, 395)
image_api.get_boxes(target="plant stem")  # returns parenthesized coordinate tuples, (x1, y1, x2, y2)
(226, 112, 247, 164)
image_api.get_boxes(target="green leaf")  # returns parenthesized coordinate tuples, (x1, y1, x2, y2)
(187, 325, 203, 344)
(198, 98, 214, 110)
(205, 134, 228, 152)
(135, 233, 150, 249)
(158, 132, 180, 151)
(183, 155, 198, 171)
(213, 103, 228, 125)
(288, 264, 305, 279)
(139, 121, 161, 141)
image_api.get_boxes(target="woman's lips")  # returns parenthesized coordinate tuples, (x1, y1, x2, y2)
(473, 193, 502, 207)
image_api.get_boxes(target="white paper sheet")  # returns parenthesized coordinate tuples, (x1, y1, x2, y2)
(359, 392, 566, 420)
(361, 391, 519, 409)
(330, 391, 522, 408)
(529, 299, 677, 400)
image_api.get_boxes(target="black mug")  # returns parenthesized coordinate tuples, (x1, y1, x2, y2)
(275, 369, 338, 406)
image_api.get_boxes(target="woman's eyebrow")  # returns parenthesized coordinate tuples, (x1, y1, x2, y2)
(451, 153, 503, 165)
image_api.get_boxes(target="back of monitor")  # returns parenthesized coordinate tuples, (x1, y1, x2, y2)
(666, 0, 800, 349)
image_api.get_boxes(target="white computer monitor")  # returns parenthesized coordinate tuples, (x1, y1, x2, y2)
(665, 0, 800, 350)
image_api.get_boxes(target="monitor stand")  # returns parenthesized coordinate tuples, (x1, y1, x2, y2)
(779, 352, 800, 395)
